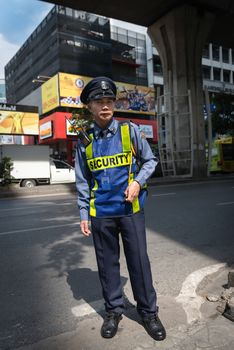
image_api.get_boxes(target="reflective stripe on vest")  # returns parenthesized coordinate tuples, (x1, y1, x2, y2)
(129, 172, 140, 213)
(90, 179, 98, 217)
(85, 133, 93, 159)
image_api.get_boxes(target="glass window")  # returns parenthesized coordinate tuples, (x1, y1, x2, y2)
(74, 40, 82, 47)
(137, 33, 145, 40)
(58, 6, 66, 14)
(117, 34, 128, 44)
(111, 25, 117, 33)
(212, 45, 220, 61)
(213, 67, 221, 81)
(53, 160, 70, 169)
(202, 44, 209, 59)
(128, 36, 137, 46)
(222, 47, 229, 63)
(222, 144, 234, 161)
(128, 30, 136, 38)
(153, 55, 163, 74)
(117, 27, 127, 36)
(136, 39, 146, 50)
(202, 66, 211, 80)
(223, 69, 230, 83)
(111, 32, 117, 40)
(66, 8, 73, 17)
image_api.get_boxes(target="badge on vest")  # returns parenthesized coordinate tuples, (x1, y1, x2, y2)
(101, 175, 111, 190)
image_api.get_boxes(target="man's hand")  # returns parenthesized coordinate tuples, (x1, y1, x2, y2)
(124, 180, 140, 203)
(80, 220, 91, 236)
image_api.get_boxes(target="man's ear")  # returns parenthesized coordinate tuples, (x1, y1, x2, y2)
(87, 102, 92, 112)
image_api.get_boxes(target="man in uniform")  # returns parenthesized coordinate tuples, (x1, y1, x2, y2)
(75, 76, 166, 341)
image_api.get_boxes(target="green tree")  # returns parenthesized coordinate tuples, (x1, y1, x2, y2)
(0, 157, 14, 184)
(210, 93, 234, 136)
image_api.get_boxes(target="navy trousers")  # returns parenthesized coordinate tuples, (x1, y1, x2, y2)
(91, 210, 157, 317)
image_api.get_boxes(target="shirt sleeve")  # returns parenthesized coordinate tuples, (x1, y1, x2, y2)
(75, 141, 92, 221)
(130, 122, 158, 187)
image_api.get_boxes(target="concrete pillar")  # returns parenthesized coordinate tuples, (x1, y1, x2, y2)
(148, 5, 215, 177)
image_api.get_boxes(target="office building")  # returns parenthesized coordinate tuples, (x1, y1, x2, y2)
(5, 6, 148, 104)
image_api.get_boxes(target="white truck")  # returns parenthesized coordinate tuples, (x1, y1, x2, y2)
(0, 144, 76, 187)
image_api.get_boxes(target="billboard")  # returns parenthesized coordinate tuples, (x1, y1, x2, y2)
(115, 82, 155, 115)
(39, 121, 53, 140)
(139, 124, 153, 138)
(41, 73, 156, 115)
(41, 75, 59, 114)
(0, 103, 39, 135)
(59, 73, 91, 108)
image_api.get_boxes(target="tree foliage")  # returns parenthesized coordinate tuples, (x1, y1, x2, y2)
(210, 93, 234, 136)
(0, 157, 14, 184)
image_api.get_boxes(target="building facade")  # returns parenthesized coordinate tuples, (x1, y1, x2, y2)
(149, 43, 234, 95)
(0, 79, 6, 103)
(5, 6, 148, 104)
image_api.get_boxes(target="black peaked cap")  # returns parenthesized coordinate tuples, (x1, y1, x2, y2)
(80, 76, 117, 104)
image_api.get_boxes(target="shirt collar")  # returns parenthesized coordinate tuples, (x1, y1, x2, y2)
(93, 118, 118, 139)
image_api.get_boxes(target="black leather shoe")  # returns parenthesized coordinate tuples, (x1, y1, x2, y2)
(142, 315, 166, 341)
(101, 312, 123, 338)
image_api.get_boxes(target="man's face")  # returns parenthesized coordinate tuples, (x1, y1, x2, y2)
(88, 97, 115, 128)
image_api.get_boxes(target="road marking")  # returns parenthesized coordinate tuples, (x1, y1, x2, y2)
(0, 192, 76, 200)
(216, 201, 234, 206)
(72, 299, 103, 317)
(175, 263, 226, 324)
(152, 192, 176, 197)
(0, 222, 80, 236)
(0, 202, 75, 212)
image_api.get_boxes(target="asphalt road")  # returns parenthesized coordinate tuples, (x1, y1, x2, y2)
(0, 178, 233, 349)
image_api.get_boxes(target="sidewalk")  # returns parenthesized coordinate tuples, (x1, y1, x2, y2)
(17, 266, 234, 350)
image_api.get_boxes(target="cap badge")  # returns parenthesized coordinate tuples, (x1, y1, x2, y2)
(101, 81, 109, 90)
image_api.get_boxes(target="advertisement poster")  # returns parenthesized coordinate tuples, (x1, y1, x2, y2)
(59, 73, 91, 108)
(0, 104, 39, 135)
(115, 82, 155, 115)
(58, 73, 156, 115)
(41, 75, 59, 114)
(139, 124, 153, 138)
(66, 119, 78, 136)
(39, 121, 53, 139)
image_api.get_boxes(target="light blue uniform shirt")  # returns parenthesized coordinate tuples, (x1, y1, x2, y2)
(75, 118, 157, 221)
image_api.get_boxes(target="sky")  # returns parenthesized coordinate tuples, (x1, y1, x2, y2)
(0, 0, 147, 80)
(0, 0, 53, 78)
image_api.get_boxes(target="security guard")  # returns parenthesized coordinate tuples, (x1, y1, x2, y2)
(75, 76, 166, 341)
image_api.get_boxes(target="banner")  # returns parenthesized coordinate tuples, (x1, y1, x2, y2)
(41, 75, 59, 114)
(59, 73, 91, 108)
(115, 82, 155, 115)
(58, 73, 156, 115)
(0, 103, 39, 135)
(139, 124, 153, 138)
(39, 121, 53, 139)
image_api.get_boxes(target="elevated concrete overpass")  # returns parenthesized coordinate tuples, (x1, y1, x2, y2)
(41, 0, 234, 177)
(41, 0, 234, 48)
